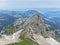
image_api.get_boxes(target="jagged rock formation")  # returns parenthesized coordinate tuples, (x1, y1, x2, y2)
(14, 18, 26, 26)
(47, 30, 55, 38)
(22, 12, 49, 38)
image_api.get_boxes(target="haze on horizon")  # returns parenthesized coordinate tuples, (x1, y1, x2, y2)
(0, 0, 60, 10)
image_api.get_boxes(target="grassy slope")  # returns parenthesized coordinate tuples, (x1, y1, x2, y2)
(7, 38, 38, 45)
(55, 35, 60, 42)
(56, 37, 60, 42)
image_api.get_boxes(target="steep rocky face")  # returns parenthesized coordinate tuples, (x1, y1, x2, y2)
(47, 31, 55, 38)
(22, 12, 48, 38)
(14, 18, 26, 26)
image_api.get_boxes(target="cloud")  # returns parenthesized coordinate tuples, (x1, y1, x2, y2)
(0, 0, 60, 10)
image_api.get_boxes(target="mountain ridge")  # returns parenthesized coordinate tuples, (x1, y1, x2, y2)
(0, 12, 60, 45)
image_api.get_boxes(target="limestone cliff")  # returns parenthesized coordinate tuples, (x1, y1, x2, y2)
(21, 12, 49, 38)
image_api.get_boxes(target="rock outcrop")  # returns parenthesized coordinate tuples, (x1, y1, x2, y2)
(22, 12, 48, 38)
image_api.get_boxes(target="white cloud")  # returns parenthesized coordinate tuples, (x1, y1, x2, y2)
(0, 0, 60, 10)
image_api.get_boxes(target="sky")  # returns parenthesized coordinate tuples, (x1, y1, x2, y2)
(0, 0, 60, 10)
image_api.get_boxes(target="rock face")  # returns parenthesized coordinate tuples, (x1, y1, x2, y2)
(14, 18, 26, 26)
(23, 12, 48, 38)
(47, 30, 55, 38)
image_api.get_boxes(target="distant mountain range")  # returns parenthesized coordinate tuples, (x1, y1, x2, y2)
(0, 9, 60, 31)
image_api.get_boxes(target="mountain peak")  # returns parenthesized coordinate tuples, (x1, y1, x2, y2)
(23, 12, 48, 38)
(33, 12, 40, 18)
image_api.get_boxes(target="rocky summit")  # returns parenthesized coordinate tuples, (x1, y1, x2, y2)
(22, 12, 48, 38)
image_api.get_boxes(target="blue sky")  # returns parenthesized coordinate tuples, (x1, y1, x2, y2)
(0, 0, 60, 10)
